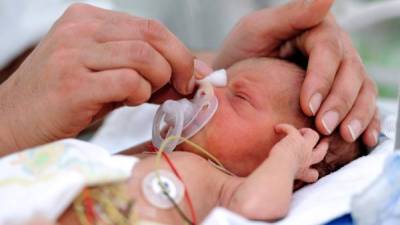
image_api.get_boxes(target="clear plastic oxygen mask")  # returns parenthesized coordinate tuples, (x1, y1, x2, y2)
(152, 69, 227, 152)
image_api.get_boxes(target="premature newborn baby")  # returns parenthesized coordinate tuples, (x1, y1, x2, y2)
(60, 58, 365, 225)
(180, 57, 365, 178)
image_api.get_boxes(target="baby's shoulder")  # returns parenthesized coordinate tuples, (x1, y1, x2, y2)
(169, 151, 213, 170)
(136, 151, 228, 181)
(138, 151, 212, 170)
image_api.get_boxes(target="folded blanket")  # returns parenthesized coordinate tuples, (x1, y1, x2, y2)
(351, 152, 400, 225)
(0, 139, 137, 225)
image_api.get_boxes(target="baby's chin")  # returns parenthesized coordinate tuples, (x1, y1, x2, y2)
(175, 130, 208, 156)
(176, 141, 258, 177)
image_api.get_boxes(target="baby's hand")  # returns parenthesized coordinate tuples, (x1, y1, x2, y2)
(272, 124, 329, 183)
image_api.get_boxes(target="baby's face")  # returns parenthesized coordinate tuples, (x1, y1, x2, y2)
(180, 58, 309, 176)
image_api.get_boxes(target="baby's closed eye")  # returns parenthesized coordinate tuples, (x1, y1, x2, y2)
(229, 82, 255, 107)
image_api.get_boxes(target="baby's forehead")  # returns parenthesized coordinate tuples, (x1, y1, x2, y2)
(225, 58, 307, 122)
(226, 58, 304, 85)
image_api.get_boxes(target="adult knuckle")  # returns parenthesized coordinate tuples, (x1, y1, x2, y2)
(62, 21, 96, 37)
(118, 70, 141, 92)
(345, 62, 364, 83)
(131, 41, 154, 62)
(54, 21, 78, 38)
(330, 93, 353, 111)
(365, 77, 378, 96)
(127, 76, 151, 104)
(55, 20, 95, 42)
(56, 71, 86, 98)
(319, 38, 342, 59)
(313, 73, 333, 94)
(141, 19, 167, 41)
(64, 3, 91, 17)
(343, 57, 365, 81)
(237, 14, 257, 31)
(346, 55, 363, 70)
(51, 48, 76, 66)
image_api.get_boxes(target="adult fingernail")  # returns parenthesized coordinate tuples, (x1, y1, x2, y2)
(309, 93, 323, 116)
(347, 120, 362, 141)
(321, 111, 339, 134)
(187, 76, 196, 93)
(194, 59, 213, 79)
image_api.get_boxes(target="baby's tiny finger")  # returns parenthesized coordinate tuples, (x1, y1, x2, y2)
(311, 140, 329, 165)
(275, 123, 298, 135)
(300, 169, 319, 183)
(300, 128, 320, 146)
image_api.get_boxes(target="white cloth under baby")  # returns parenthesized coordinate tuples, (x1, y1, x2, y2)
(0, 139, 138, 225)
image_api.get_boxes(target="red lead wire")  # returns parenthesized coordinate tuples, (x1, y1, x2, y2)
(82, 188, 96, 224)
(147, 144, 197, 225)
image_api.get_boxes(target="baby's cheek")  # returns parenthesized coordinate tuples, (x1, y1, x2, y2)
(204, 120, 264, 174)
(206, 127, 239, 160)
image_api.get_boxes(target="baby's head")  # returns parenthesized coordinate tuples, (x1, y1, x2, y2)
(178, 58, 365, 177)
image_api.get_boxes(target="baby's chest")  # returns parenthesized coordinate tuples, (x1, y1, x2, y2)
(129, 153, 225, 222)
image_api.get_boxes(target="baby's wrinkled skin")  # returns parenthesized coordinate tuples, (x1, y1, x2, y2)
(180, 58, 312, 176)
(179, 58, 362, 178)
(60, 58, 363, 225)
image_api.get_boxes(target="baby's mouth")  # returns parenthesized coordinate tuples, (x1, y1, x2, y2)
(151, 70, 227, 152)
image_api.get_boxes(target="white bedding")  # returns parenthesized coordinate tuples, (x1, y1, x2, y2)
(90, 99, 398, 225)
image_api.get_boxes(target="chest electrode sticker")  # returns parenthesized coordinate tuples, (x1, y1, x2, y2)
(142, 170, 184, 209)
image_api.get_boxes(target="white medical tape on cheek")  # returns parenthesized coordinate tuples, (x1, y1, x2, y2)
(142, 170, 184, 209)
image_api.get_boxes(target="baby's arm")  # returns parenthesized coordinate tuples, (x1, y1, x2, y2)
(222, 124, 328, 221)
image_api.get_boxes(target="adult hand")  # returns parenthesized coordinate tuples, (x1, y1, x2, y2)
(214, 0, 379, 147)
(0, 3, 199, 154)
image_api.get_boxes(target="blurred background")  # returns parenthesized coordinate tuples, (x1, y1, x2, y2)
(112, 0, 399, 99)
(0, 0, 398, 99)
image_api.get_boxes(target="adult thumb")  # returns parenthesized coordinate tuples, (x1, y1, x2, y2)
(252, 0, 335, 40)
